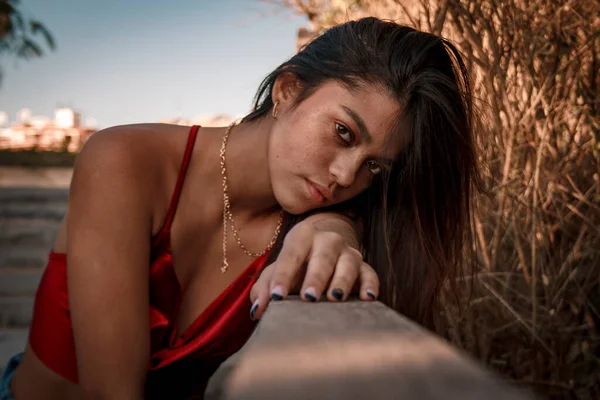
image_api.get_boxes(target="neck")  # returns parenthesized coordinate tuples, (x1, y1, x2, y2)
(224, 117, 280, 221)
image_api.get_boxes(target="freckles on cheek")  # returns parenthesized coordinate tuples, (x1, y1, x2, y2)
(309, 141, 331, 166)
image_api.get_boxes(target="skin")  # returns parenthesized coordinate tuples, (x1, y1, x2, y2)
(10, 76, 403, 399)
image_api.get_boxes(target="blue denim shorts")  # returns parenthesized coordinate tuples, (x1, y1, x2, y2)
(0, 353, 23, 400)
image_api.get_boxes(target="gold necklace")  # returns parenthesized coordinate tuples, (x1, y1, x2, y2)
(220, 121, 284, 273)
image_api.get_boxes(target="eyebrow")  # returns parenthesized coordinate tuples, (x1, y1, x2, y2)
(341, 105, 395, 168)
(341, 105, 372, 144)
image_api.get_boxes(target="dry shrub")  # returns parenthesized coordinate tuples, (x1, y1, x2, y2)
(270, 0, 600, 398)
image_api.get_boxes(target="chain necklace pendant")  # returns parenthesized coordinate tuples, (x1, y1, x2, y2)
(220, 121, 283, 273)
(222, 201, 229, 273)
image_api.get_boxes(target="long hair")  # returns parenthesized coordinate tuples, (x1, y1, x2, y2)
(244, 17, 482, 330)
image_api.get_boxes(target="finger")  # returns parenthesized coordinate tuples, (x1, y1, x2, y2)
(249, 264, 275, 321)
(326, 249, 361, 302)
(357, 262, 380, 301)
(269, 229, 312, 300)
(300, 233, 343, 302)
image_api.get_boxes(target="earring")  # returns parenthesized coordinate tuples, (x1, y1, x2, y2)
(272, 100, 280, 119)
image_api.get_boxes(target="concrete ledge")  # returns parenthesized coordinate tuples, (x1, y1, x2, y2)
(206, 297, 530, 400)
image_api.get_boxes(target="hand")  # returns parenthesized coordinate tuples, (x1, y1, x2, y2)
(249, 215, 380, 321)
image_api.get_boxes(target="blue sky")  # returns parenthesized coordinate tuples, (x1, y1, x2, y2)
(0, 0, 306, 128)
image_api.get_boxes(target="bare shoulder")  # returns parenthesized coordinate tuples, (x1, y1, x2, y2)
(73, 123, 194, 221)
(81, 123, 191, 165)
(76, 123, 192, 184)
(50, 124, 194, 252)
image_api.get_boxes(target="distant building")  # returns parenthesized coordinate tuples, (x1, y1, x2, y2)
(55, 107, 81, 129)
(0, 109, 237, 152)
(16, 108, 32, 124)
(0, 112, 8, 127)
(0, 107, 96, 152)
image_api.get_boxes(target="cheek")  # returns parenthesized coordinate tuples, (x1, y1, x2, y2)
(284, 132, 333, 171)
(269, 129, 310, 179)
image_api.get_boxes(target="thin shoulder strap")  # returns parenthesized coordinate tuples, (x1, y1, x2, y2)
(162, 125, 200, 231)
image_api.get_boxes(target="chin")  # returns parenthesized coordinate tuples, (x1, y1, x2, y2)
(272, 187, 313, 215)
(278, 200, 312, 216)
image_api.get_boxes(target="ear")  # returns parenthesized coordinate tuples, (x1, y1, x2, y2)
(271, 72, 300, 108)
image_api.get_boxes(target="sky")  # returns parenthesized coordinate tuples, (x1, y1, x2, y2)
(0, 0, 307, 128)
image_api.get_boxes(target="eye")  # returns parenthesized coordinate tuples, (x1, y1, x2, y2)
(366, 160, 382, 175)
(335, 123, 354, 144)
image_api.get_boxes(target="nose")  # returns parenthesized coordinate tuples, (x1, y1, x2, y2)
(329, 153, 363, 189)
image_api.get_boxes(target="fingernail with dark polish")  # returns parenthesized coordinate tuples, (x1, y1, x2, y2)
(367, 291, 376, 300)
(332, 288, 344, 301)
(250, 302, 259, 321)
(271, 286, 284, 301)
(304, 287, 317, 302)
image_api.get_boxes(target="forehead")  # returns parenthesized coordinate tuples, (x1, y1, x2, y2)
(309, 80, 405, 154)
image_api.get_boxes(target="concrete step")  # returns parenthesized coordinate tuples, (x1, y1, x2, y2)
(0, 328, 29, 374)
(0, 245, 50, 268)
(0, 167, 72, 189)
(0, 218, 61, 247)
(0, 269, 43, 297)
(0, 187, 69, 202)
(0, 203, 67, 220)
(0, 297, 34, 328)
(0, 188, 68, 220)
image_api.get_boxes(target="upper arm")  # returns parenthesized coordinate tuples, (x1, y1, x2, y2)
(67, 127, 154, 398)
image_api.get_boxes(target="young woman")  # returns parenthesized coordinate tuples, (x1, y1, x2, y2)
(1, 17, 480, 400)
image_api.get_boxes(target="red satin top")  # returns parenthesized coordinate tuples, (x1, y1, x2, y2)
(28, 125, 269, 398)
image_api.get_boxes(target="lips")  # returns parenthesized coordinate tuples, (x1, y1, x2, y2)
(306, 179, 332, 203)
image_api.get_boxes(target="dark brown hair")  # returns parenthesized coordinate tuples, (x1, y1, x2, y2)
(244, 17, 482, 330)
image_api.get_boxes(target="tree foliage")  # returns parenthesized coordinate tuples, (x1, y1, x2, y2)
(0, 0, 54, 82)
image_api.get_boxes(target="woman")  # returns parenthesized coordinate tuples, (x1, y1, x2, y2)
(1, 17, 480, 399)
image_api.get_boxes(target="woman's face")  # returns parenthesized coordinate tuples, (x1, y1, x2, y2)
(269, 80, 405, 215)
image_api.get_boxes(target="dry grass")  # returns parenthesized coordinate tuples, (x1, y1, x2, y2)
(273, 0, 600, 398)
